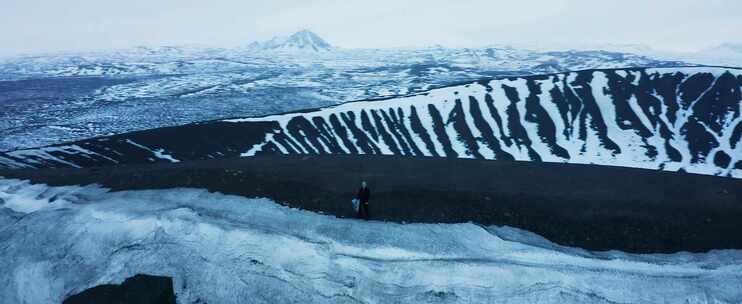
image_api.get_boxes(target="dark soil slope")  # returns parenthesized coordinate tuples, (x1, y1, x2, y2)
(2, 155, 740, 253)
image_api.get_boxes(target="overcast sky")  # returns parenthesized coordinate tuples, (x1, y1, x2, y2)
(1, 0, 741, 56)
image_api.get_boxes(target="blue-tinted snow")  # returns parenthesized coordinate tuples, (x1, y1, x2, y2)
(0, 178, 740, 303)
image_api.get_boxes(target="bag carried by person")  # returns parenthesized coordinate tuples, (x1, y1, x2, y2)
(351, 198, 360, 212)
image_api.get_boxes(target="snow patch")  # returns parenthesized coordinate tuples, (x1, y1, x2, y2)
(125, 139, 180, 163)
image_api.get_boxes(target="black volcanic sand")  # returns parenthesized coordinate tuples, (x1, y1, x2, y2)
(63, 274, 176, 304)
(2, 155, 741, 253)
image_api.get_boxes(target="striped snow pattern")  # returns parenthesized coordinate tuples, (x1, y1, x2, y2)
(227, 67, 742, 178)
(1, 67, 740, 178)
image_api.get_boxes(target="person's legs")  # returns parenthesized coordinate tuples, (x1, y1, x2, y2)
(363, 202, 370, 220)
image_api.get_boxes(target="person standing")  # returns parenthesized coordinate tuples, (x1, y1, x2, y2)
(356, 181, 370, 220)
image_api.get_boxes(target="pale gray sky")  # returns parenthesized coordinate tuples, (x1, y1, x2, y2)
(1, 0, 741, 56)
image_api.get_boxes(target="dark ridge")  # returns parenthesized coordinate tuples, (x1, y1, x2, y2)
(635, 70, 663, 133)
(63, 274, 176, 304)
(3, 155, 740, 254)
(273, 132, 299, 154)
(370, 109, 401, 155)
(310, 117, 339, 153)
(328, 114, 358, 154)
(342, 111, 377, 154)
(360, 110, 380, 144)
(449, 99, 483, 158)
(652, 70, 685, 125)
(679, 72, 715, 109)
(630, 70, 664, 159)
(524, 79, 569, 159)
(427, 104, 457, 157)
(732, 120, 742, 150)
(572, 71, 622, 155)
(696, 71, 742, 134)
(287, 116, 326, 154)
(483, 93, 511, 146)
(686, 117, 718, 163)
(664, 140, 683, 163)
(392, 107, 424, 156)
(501, 84, 541, 160)
(408, 106, 440, 157)
(604, 70, 652, 137)
(714, 151, 732, 168)
(559, 74, 584, 142)
(380, 108, 412, 155)
(467, 96, 513, 160)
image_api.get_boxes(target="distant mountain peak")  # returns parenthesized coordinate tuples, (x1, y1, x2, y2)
(248, 30, 333, 52)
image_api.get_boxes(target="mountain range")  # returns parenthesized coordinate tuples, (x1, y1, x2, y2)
(0, 30, 694, 80)
(1, 30, 704, 152)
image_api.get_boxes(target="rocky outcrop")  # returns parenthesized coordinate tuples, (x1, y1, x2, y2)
(63, 274, 176, 304)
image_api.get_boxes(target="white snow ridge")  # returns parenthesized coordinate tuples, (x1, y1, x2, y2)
(0, 178, 740, 303)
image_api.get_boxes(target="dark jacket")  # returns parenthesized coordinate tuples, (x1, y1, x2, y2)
(357, 187, 370, 204)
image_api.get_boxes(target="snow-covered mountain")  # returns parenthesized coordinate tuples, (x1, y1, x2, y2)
(2, 67, 740, 178)
(247, 30, 334, 52)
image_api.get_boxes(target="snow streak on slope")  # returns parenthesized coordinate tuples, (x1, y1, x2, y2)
(224, 67, 742, 177)
(1, 178, 741, 304)
(1, 67, 740, 178)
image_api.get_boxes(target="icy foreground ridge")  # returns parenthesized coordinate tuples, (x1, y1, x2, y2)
(0, 178, 740, 304)
(2, 67, 740, 178)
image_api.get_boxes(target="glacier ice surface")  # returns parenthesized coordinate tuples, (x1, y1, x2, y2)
(0, 178, 741, 303)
